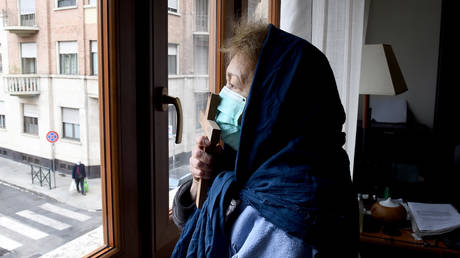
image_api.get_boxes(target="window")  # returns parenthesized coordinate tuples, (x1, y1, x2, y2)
(194, 36, 208, 75)
(90, 40, 97, 75)
(168, 44, 178, 75)
(62, 107, 80, 140)
(195, 0, 208, 32)
(23, 104, 39, 135)
(21, 42, 37, 74)
(58, 41, 78, 75)
(194, 92, 208, 130)
(168, 0, 178, 13)
(20, 0, 35, 26)
(88, 0, 96, 5)
(0, 53, 3, 73)
(57, 0, 76, 8)
(0, 101, 5, 129)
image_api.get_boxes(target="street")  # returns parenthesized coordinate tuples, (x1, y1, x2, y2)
(0, 183, 102, 257)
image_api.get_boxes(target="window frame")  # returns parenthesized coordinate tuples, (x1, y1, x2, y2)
(23, 116, 38, 135)
(0, 114, 5, 129)
(56, 0, 77, 9)
(167, 43, 178, 75)
(167, 0, 179, 14)
(84, 0, 280, 257)
(90, 40, 98, 75)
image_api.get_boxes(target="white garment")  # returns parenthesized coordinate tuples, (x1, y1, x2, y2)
(229, 205, 315, 258)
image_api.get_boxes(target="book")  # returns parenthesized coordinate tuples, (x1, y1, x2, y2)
(408, 202, 460, 237)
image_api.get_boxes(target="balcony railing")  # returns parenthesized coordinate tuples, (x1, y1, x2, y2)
(5, 75, 40, 96)
(20, 13, 35, 26)
(195, 14, 208, 32)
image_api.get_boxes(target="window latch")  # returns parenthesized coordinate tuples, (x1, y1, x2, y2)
(155, 87, 182, 144)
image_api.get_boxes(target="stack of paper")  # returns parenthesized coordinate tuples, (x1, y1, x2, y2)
(408, 202, 460, 237)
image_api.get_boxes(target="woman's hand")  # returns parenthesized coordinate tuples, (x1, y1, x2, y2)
(189, 135, 221, 201)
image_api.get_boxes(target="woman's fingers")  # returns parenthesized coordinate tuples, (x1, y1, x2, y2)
(191, 148, 213, 165)
(189, 163, 212, 179)
(195, 135, 211, 149)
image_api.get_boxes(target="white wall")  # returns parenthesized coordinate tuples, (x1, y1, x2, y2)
(0, 75, 100, 167)
(365, 0, 442, 128)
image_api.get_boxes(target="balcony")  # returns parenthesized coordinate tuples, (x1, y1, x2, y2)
(5, 75, 40, 96)
(4, 13, 39, 37)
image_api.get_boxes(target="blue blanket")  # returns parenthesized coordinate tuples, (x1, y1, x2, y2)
(172, 24, 358, 258)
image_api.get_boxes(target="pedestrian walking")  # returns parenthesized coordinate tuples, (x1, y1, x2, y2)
(72, 161, 86, 195)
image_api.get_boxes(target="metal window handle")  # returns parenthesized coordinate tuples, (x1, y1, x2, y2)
(155, 87, 183, 144)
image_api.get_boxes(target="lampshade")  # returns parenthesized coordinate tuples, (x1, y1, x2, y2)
(359, 44, 408, 95)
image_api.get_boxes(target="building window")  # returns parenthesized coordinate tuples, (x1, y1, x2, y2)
(168, 105, 177, 137)
(57, 0, 76, 8)
(195, 93, 208, 130)
(168, 0, 178, 13)
(195, 0, 208, 32)
(23, 104, 39, 135)
(90, 40, 98, 75)
(0, 53, 2, 73)
(58, 41, 78, 75)
(0, 101, 5, 129)
(21, 42, 37, 74)
(20, 0, 35, 26)
(168, 44, 178, 75)
(194, 36, 209, 75)
(88, 0, 96, 5)
(62, 107, 80, 140)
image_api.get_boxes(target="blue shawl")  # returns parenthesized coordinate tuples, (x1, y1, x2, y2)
(171, 24, 358, 258)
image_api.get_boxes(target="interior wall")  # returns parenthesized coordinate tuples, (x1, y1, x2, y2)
(365, 0, 442, 128)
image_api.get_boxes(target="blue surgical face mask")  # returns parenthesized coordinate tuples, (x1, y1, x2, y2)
(215, 86, 246, 151)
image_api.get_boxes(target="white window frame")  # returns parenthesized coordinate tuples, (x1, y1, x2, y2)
(23, 104, 39, 135)
(62, 107, 80, 141)
(57, 41, 78, 75)
(21, 42, 37, 74)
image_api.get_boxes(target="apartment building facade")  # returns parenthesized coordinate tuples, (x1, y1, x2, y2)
(0, 0, 209, 181)
(0, 0, 100, 177)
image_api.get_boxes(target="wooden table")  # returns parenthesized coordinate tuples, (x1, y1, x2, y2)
(360, 227, 460, 258)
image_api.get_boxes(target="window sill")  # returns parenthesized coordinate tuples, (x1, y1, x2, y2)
(83, 4, 96, 9)
(168, 11, 181, 17)
(54, 6, 78, 11)
(0, 128, 7, 132)
(61, 138, 82, 145)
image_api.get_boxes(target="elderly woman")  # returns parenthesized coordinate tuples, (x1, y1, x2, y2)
(172, 22, 358, 258)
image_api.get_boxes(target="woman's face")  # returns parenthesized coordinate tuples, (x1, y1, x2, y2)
(225, 53, 254, 98)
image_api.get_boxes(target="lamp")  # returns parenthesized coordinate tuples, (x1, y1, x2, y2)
(360, 44, 408, 130)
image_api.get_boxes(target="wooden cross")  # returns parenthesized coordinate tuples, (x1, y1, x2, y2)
(196, 93, 221, 208)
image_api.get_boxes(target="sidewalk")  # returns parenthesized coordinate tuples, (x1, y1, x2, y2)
(0, 157, 101, 212)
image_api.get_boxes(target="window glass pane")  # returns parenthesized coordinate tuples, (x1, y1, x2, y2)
(58, 0, 76, 8)
(168, 0, 214, 206)
(22, 58, 36, 74)
(60, 54, 78, 75)
(247, 0, 268, 22)
(63, 122, 73, 138)
(0, 2, 103, 256)
(168, 55, 177, 75)
(0, 115, 5, 128)
(92, 53, 98, 75)
(74, 124, 80, 139)
(24, 116, 38, 135)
